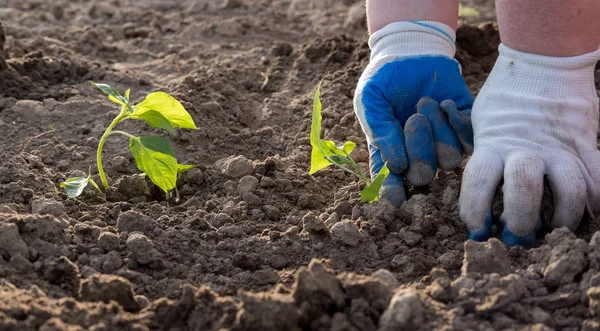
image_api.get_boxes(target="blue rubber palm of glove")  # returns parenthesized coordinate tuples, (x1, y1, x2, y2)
(355, 56, 474, 207)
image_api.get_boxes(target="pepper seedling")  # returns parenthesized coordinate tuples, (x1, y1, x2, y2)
(309, 82, 389, 202)
(60, 82, 197, 199)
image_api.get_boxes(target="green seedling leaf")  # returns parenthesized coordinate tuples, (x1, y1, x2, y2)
(309, 83, 360, 174)
(177, 164, 198, 174)
(108, 95, 127, 106)
(260, 72, 269, 91)
(360, 163, 390, 203)
(129, 136, 178, 192)
(310, 149, 333, 174)
(309, 82, 333, 174)
(329, 155, 352, 165)
(92, 82, 128, 105)
(459, 4, 480, 17)
(322, 140, 356, 157)
(60, 177, 89, 198)
(129, 109, 175, 134)
(133, 92, 197, 130)
(92, 82, 134, 112)
(341, 141, 356, 154)
(310, 82, 324, 150)
(92, 82, 120, 96)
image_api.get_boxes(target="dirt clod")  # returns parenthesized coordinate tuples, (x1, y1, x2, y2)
(331, 220, 361, 246)
(126, 233, 158, 265)
(79, 274, 140, 312)
(31, 198, 65, 217)
(0, 222, 29, 260)
(238, 175, 259, 195)
(43, 256, 79, 290)
(302, 211, 328, 234)
(379, 289, 423, 330)
(97, 232, 120, 252)
(543, 230, 588, 287)
(216, 155, 254, 178)
(462, 238, 511, 275)
(117, 211, 155, 234)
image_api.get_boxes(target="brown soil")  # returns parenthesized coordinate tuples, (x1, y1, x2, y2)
(1, 1, 599, 330)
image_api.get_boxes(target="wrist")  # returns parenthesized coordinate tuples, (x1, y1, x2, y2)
(487, 44, 600, 98)
(369, 21, 457, 61)
(367, 0, 459, 33)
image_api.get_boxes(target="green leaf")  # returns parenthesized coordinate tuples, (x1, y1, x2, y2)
(309, 82, 333, 174)
(308, 82, 358, 174)
(133, 92, 197, 130)
(92, 82, 127, 105)
(341, 141, 356, 155)
(108, 95, 127, 106)
(310, 148, 333, 174)
(459, 4, 480, 17)
(125, 89, 131, 102)
(92, 82, 133, 112)
(310, 82, 324, 151)
(129, 136, 178, 192)
(360, 163, 390, 203)
(128, 109, 175, 134)
(92, 82, 121, 96)
(322, 140, 356, 157)
(177, 164, 198, 174)
(60, 177, 89, 198)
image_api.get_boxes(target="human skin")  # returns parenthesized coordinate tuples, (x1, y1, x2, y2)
(367, 0, 600, 57)
(496, 0, 600, 56)
(366, 0, 459, 34)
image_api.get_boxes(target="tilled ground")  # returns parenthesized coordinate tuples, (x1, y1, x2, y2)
(1, 1, 600, 330)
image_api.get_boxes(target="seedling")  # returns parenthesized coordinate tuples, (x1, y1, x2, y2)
(60, 82, 197, 198)
(309, 83, 389, 203)
(260, 72, 269, 91)
(459, 4, 480, 17)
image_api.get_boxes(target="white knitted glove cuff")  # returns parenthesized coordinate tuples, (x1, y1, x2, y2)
(492, 44, 600, 97)
(368, 21, 456, 61)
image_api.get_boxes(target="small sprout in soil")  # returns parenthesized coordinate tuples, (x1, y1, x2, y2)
(459, 4, 480, 17)
(60, 82, 197, 198)
(260, 72, 269, 91)
(309, 82, 389, 203)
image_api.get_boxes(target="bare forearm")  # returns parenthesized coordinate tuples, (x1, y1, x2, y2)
(366, 0, 459, 34)
(497, 0, 600, 56)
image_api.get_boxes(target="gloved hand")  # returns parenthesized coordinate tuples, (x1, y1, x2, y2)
(354, 21, 474, 206)
(460, 44, 600, 248)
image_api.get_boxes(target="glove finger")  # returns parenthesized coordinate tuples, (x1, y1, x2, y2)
(501, 151, 544, 238)
(502, 217, 542, 248)
(416, 97, 463, 170)
(356, 85, 408, 174)
(458, 200, 492, 242)
(404, 113, 436, 186)
(580, 150, 600, 218)
(547, 158, 586, 231)
(368, 144, 406, 207)
(459, 151, 503, 240)
(440, 99, 473, 155)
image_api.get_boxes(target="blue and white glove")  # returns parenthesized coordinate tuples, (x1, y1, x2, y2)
(460, 44, 600, 248)
(354, 21, 474, 206)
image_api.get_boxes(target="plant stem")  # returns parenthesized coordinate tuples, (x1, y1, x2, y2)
(88, 176, 102, 193)
(347, 157, 371, 184)
(337, 150, 371, 185)
(97, 107, 128, 189)
(109, 130, 136, 139)
(322, 154, 372, 184)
